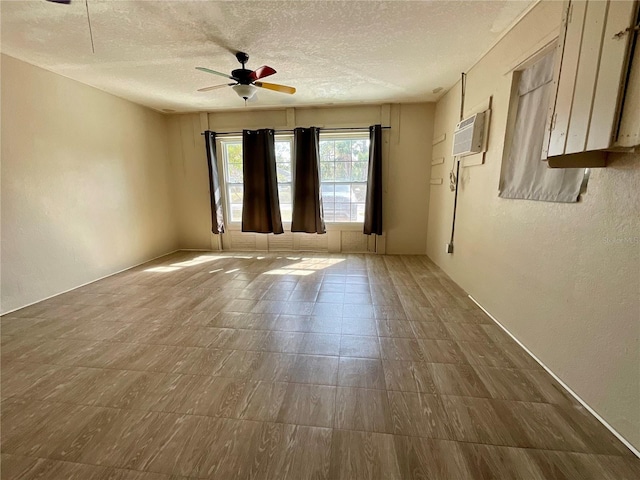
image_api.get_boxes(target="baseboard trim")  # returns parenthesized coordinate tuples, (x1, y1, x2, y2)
(468, 295, 640, 459)
(1, 249, 180, 316)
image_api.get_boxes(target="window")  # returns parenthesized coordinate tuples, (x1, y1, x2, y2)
(220, 137, 293, 223)
(499, 51, 586, 203)
(274, 139, 293, 222)
(319, 134, 370, 222)
(221, 140, 243, 222)
(220, 132, 370, 224)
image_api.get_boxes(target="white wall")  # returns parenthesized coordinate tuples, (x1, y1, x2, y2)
(1, 55, 178, 313)
(427, 1, 640, 449)
(168, 103, 434, 254)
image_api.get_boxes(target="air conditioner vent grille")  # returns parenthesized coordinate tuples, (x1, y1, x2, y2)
(452, 112, 486, 156)
(458, 116, 476, 129)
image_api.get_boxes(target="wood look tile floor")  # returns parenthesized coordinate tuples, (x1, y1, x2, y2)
(2, 252, 639, 479)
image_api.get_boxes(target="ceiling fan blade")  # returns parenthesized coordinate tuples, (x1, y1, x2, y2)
(195, 67, 235, 80)
(254, 81, 296, 95)
(197, 83, 234, 92)
(249, 66, 277, 81)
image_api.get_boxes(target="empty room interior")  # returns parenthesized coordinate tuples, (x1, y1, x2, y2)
(2, 0, 640, 478)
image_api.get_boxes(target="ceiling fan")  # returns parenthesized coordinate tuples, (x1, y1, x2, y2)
(196, 52, 296, 102)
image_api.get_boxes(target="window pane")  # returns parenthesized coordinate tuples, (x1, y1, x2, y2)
(321, 183, 334, 200)
(354, 203, 366, 222)
(278, 184, 292, 223)
(352, 184, 367, 202)
(335, 202, 350, 222)
(320, 141, 334, 161)
(334, 184, 350, 222)
(320, 162, 335, 182)
(321, 183, 335, 222)
(335, 140, 351, 161)
(230, 204, 243, 222)
(276, 162, 291, 183)
(226, 143, 242, 164)
(228, 185, 243, 204)
(352, 139, 369, 161)
(335, 184, 350, 201)
(227, 163, 243, 183)
(335, 162, 351, 182)
(280, 203, 292, 223)
(278, 184, 292, 204)
(351, 161, 367, 182)
(323, 207, 335, 223)
(275, 141, 291, 163)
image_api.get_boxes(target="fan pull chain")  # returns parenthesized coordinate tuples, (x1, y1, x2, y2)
(85, 0, 95, 54)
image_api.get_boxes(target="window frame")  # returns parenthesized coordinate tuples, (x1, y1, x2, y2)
(318, 131, 370, 225)
(218, 137, 243, 225)
(218, 135, 295, 227)
(498, 44, 587, 203)
(217, 130, 370, 229)
(274, 134, 294, 225)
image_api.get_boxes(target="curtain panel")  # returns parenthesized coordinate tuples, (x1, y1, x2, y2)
(364, 124, 383, 235)
(499, 52, 585, 203)
(241, 129, 284, 234)
(204, 131, 225, 234)
(291, 127, 326, 234)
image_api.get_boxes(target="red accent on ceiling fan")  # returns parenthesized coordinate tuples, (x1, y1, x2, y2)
(249, 66, 277, 81)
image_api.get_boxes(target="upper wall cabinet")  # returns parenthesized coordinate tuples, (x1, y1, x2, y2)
(543, 0, 640, 167)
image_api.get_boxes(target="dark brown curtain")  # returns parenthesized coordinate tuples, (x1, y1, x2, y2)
(291, 127, 326, 234)
(241, 129, 284, 234)
(204, 131, 225, 234)
(364, 124, 383, 235)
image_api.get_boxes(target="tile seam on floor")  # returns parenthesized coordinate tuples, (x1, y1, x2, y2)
(2, 358, 557, 396)
(2, 409, 631, 468)
(2, 337, 542, 368)
(2, 393, 616, 455)
(0, 387, 571, 408)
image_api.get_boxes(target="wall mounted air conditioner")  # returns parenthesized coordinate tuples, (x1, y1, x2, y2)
(452, 112, 486, 156)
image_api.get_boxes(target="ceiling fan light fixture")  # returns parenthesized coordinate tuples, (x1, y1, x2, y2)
(232, 84, 257, 100)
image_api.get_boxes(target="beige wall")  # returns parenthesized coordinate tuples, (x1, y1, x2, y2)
(427, 1, 640, 449)
(1, 55, 178, 313)
(168, 103, 434, 254)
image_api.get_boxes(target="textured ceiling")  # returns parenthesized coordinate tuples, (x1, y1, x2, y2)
(1, 0, 534, 112)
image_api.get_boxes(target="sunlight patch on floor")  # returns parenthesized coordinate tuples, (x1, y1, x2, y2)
(264, 269, 314, 276)
(143, 266, 182, 273)
(170, 255, 222, 267)
(264, 257, 344, 276)
(144, 254, 344, 277)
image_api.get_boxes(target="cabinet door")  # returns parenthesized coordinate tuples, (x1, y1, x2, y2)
(547, 0, 587, 157)
(586, 0, 638, 151)
(565, 0, 608, 154)
(545, 0, 637, 157)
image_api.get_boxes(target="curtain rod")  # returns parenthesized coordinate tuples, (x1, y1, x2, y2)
(200, 126, 390, 136)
